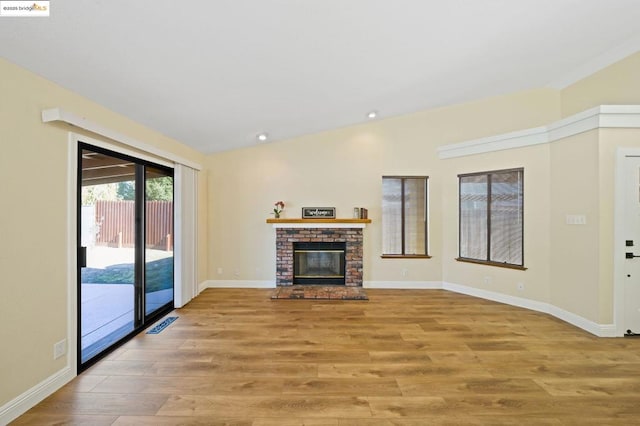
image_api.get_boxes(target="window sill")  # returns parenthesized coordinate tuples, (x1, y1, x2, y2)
(381, 254, 432, 259)
(455, 257, 527, 270)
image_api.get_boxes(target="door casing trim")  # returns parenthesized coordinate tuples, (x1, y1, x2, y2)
(613, 148, 640, 336)
(66, 133, 80, 377)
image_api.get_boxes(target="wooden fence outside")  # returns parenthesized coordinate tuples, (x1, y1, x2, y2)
(94, 200, 173, 250)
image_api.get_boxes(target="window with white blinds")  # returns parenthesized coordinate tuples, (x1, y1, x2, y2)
(458, 168, 524, 268)
(382, 176, 429, 257)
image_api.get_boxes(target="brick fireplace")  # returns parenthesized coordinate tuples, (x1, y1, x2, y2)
(269, 220, 368, 287)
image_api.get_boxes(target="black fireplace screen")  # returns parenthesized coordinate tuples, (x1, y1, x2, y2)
(293, 242, 346, 285)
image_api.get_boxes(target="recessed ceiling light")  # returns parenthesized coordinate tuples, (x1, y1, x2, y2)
(367, 111, 378, 119)
(257, 133, 268, 142)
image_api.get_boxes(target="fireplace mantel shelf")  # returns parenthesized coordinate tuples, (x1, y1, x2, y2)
(267, 218, 371, 229)
(266, 218, 371, 224)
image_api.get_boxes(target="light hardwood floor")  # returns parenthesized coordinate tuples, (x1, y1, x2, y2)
(13, 288, 640, 425)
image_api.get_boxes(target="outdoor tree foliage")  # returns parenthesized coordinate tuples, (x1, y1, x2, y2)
(81, 183, 119, 206)
(146, 176, 173, 201)
(116, 181, 135, 200)
(117, 177, 173, 201)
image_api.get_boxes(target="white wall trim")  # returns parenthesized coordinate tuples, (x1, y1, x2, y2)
(437, 105, 640, 159)
(65, 134, 79, 377)
(202, 280, 276, 289)
(442, 282, 617, 337)
(42, 108, 202, 170)
(614, 148, 629, 337)
(198, 280, 211, 293)
(0, 367, 75, 425)
(437, 126, 549, 159)
(443, 281, 542, 310)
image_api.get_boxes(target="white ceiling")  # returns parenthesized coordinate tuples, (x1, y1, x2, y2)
(2, 1, 640, 154)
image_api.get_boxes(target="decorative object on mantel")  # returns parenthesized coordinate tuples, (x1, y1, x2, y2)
(272, 200, 285, 218)
(301, 207, 335, 219)
(353, 207, 368, 219)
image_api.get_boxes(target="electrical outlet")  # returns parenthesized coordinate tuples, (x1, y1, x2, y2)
(217, 267, 223, 275)
(517, 282, 525, 292)
(234, 269, 240, 277)
(53, 339, 66, 360)
(484, 276, 492, 285)
(401, 268, 408, 277)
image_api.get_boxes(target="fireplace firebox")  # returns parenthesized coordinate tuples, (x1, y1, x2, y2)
(293, 242, 346, 285)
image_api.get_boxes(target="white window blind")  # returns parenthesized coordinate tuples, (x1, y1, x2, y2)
(459, 168, 523, 267)
(382, 176, 428, 256)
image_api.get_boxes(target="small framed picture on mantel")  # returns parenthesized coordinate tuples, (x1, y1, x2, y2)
(301, 207, 336, 219)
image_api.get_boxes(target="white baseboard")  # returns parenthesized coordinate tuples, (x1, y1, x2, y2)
(546, 304, 617, 337)
(442, 281, 617, 337)
(364, 281, 442, 289)
(0, 366, 75, 425)
(442, 282, 550, 312)
(201, 280, 276, 289)
(198, 280, 210, 293)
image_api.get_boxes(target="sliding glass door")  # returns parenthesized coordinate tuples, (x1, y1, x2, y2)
(78, 143, 174, 370)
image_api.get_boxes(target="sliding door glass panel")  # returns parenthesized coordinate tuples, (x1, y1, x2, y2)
(145, 167, 174, 316)
(79, 149, 136, 364)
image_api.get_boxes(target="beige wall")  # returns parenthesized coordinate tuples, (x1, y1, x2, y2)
(561, 52, 640, 117)
(551, 49, 640, 323)
(549, 131, 601, 320)
(206, 89, 560, 288)
(546, 128, 640, 325)
(0, 59, 207, 407)
(440, 143, 552, 303)
(207, 125, 386, 283)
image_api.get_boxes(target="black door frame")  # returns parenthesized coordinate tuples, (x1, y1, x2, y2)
(77, 142, 174, 372)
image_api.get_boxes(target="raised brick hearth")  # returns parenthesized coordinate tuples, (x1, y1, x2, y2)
(276, 227, 363, 287)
